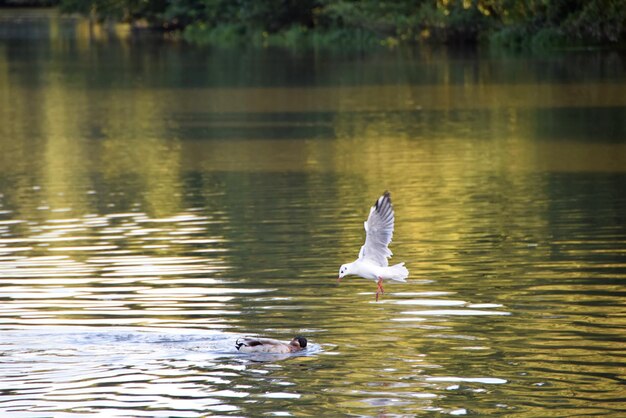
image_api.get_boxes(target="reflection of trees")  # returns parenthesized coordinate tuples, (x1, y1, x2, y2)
(0, 44, 47, 220)
(2, 38, 624, 265)
(97, 89, 182, 217)
(0, 75, 184, 220)
(40, 72, 92, 216)
(1, 30, 625, 281)
(329, 107, 551, 271)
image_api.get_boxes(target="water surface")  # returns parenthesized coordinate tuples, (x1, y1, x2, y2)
(1, 11, 625, 417)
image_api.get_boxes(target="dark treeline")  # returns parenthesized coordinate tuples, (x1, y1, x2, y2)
(4, 0, 626, 48)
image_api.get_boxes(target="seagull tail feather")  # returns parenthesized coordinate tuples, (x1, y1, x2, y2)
(388, 262, 409, 282)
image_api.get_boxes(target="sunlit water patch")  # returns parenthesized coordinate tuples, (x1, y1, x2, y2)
(0, 327, 322, 416)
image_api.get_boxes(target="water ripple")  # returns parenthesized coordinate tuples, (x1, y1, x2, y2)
(1, 49, 625, 415)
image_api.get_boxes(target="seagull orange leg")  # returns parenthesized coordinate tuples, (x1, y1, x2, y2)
(375, 277, 385, 301)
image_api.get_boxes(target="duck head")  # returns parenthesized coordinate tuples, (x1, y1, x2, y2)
(290, 336, 307, 350)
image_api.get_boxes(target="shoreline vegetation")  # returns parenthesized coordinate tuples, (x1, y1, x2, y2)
(2, 0, 625, 49)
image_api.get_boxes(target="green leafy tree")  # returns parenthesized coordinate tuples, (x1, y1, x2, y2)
(56, 0, 626, 46)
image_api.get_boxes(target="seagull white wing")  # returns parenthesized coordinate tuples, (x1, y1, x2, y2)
(358, 191, 395, 267)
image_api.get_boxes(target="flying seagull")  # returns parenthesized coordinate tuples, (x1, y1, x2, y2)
(338, 191, 409, 301)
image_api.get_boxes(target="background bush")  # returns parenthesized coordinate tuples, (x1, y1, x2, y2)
(18, 0, 625, 47)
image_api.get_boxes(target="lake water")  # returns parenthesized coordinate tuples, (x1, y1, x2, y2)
(1, 11, 625, 417)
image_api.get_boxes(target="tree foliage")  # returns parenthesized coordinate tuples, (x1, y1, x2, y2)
(53, 0, 626, 47)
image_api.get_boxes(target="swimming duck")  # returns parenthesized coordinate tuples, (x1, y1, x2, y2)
(235, 336, 307, 354)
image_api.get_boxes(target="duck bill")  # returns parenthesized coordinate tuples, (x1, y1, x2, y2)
(337, 276, 342, 283)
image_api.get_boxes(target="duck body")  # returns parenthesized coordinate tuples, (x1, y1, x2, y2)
(235, 336, 307, 354)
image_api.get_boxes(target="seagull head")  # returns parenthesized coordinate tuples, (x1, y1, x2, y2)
(338, 263, 351, 280)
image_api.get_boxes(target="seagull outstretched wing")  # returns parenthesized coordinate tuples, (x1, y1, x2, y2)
(358, 191, 395, 267)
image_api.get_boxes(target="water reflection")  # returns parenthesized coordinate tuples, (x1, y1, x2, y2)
(1, 17, 626, 416)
